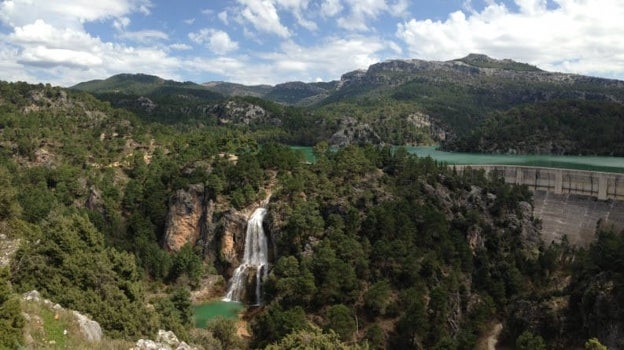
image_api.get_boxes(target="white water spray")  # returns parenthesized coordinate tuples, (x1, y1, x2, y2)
(223, 208, 268, 304)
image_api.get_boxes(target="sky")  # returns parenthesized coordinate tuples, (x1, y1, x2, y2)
(0, 0, 623, 87)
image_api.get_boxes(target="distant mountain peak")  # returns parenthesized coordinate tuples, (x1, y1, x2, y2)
(110, 73, 165, 84)
(72, 73, 207, 96)
(461, 53, 496, 61)
(455, 53, 543, 72)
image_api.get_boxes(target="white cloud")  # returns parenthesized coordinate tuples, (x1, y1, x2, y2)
(235, 0, 290, 38)
(514, 0, 547, 14)
(274, 0, 318, 30)
(396, 0, 624, 78)
(2, 0, 623, 88)
(184, 18, 195, 25)
(231, 0, 319, 34)
(321, 0, 343, 17)
(0, 0, 151, 28)
(118, 29, 168, 43)
(389, 0, 409, 17)
(218, 11, 229, 24)
(113, 16, 131, 31)
(19, 46, 103, 68)
(189, 28, 239, 55)
(0, 39, 38, 82)
(184, 35, 394, 85)
(0, 2, 181, 86)
(10, 20, 101, 51)
(169, 43, 192, 51)
(335, 0, 408, 31)
(270, 36, 388, 75)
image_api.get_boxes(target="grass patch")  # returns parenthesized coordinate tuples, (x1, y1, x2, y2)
(21, 299, 134, 349)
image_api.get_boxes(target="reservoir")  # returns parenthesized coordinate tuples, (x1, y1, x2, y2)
(192, 301, 244, 328)
(292, 146, 624, 173)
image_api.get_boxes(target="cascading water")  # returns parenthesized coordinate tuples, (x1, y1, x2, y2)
(223, 207, 268, 305)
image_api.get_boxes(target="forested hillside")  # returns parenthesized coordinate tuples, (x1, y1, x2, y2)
(0, 81, 260, 347)
(443, 100, 624, 155)
(0, 81, 619, 349)
(74, 55, 624, 155)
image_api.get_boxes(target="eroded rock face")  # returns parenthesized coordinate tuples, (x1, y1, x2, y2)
(85, 186, 103, 213)
(164, 182, 276, 286)
(164, 184, 214, 252)
(220, 210, 248, 267)
(163, 183, 256, 270)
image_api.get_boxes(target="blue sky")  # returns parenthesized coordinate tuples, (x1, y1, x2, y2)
(0, 0, 623, 86)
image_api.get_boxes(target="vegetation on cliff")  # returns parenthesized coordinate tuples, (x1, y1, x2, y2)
(253, 143, 543, 349)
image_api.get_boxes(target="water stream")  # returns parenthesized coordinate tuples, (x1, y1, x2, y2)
(223, 207, 268, 305)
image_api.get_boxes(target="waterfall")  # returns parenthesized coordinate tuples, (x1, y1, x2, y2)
(223, 207, 268, 304)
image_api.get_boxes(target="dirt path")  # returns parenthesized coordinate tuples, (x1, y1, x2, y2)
(486, 323, 503, 350)
(476, 322, 503, 350)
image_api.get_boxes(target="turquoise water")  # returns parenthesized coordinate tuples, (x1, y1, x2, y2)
(405, 146, 624, 173)
(290, 146, 315, 163)
(290, 146, 624, 173)
(192, 301, 244, 328)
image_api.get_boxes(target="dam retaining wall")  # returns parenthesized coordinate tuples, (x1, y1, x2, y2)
(453, 165, 624, 201)
(533, 191, 624, 245)
(454, 165, 624, 245)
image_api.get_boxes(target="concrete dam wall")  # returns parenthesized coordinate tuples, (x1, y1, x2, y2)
(533, 191, 624, 246)
(454, 165, 624, 246)
(454, 165, 624, 201)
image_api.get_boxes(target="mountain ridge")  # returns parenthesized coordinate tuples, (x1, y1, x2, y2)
(73, 54, 624, 108)
(71, 54, 624, 153)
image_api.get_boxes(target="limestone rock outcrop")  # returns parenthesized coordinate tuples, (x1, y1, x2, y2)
(0, 233, 20, 267)
(329, 116, 383, 146)
(72, 310, 104, 342)
(163, 184, 215, 252)
(132, 329, 197, 350)
(162, 183, 265, 272)
(214, 100, 270, 125)
(220, 210, 248, 267)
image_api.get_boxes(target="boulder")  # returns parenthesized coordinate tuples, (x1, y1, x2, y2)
(72, 310, 103, 342)
(132, 329, 197, 350)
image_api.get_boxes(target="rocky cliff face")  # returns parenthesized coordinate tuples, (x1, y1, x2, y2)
(219, 210, 249, 267)
(163, 184, 214, 252)
(407, 112, 447, 141)
(163, 183, 273, 276)
(337, 55, 624, 99)
(213, 100, 269, 125)
(572, 273, 624, 349)
(329, 116, 383, 146)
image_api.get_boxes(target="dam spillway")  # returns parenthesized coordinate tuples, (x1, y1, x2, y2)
(533, 191, 624, 246)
